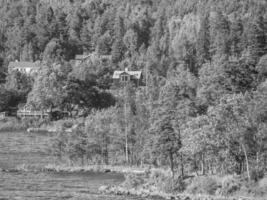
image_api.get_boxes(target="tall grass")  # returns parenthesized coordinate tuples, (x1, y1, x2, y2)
(0, 118, 27, 132)
(0, 117, 51, 132)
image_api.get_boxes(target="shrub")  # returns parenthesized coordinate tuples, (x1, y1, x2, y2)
(149, 169, 168, 185)
(186, 176, 218, 195)
(160, 176, 186, 193)
(239, 177, 267, 197)
(259, 177, 267, 189)
(220, 175, 241, 195)
(123, 173, 145, 189)
(148, 170, 185, 193)
(0, 118, 27, 132)
(251, 169, 265, 182)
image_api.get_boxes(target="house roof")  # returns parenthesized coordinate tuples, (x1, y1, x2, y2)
(75, 54, 112, 61)
(8, 61, 40, 69)
(113, 70, 142, 79)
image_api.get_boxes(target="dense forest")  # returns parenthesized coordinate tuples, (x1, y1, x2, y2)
(0, 0, 267, 182)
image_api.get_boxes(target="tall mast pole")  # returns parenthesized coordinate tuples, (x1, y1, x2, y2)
(124, 83, 128, 164)
(123, 68, 129, 164)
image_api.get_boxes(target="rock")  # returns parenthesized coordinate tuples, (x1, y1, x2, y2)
(3, 169, 19, 173)
(98, 185, 109, 193)
(184, 197, 191, 200)
(27, 128, 48, 133)
(104, 169, 111, 173)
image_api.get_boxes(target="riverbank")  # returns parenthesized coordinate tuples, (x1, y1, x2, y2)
(5, 163, 149, 175)
(5, 162, 267, 200)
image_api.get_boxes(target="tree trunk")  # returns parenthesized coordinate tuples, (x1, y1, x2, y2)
(242, 144, 250, 181)
(256, 152, 259, 172)
(201, 153, 205, 175)
(180, 154, 184, 178)
(169, 152, 174, 178)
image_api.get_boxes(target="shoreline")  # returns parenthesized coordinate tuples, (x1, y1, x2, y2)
(0, 163, 265, 200)
(98, 185, 261, 200)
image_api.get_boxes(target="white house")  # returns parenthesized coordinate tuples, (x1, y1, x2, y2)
(8, 61, 41, 75)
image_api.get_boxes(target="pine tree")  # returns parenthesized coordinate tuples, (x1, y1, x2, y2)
(246, 14, 266, 64)
(197, 13, 210, 66)
(210, 10, 230, 57)
(111, 14, 125, 63)
(150, 81, 182, 175)
(97, 32, 112, 55)
(229, 18, 243, 57)
(80, 19, 94, 53)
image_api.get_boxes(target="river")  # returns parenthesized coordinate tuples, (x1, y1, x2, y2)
(0, 131, 151, 200)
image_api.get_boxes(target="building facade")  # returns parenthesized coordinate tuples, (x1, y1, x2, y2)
(8, 61, 41, 75)
(112, 68, 143, 87)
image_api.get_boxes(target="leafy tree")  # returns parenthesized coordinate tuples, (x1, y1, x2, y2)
(62, 75, 115, 117)
(5, 70, 33, 104)
(197, 55, 232, 107)
(27, 64, 65, 110)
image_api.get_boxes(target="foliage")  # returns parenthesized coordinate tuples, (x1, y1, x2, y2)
(123, 173, 145, 189)
(186, 176, 218, 195)
(0, 1, 267, 196)
(220, 175, 242, 196)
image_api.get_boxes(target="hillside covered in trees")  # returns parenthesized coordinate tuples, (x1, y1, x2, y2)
(0, 0, 267, 192)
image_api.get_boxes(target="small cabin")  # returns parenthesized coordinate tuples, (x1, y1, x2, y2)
(112, 68, 143, 87)
(72, 53, 112, 67)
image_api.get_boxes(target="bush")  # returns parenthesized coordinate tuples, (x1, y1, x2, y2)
(186, 176, 218, 195)
(123, 173, 145, 189)
(238, 177, 267, 197)
(160, 176, 186, 193)
(251, 169, 265, 182)
(220, 175, 242, 195)
(148, 170, 185, 193)
(259, 177, 267, 189)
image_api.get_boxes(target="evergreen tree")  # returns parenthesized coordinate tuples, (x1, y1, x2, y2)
(210, 10, 230, 57)
(196, 13, 210, 66)
(80, 19, 94, 53)
(111, 14, 126, 63)
(97, 32, 112, 55)
(246, 14, 266, 64)
(229, 18, 243, 57)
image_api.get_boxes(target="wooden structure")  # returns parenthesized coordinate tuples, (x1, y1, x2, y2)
(17, 108, 50, 119)
(112, 68, 143, 87)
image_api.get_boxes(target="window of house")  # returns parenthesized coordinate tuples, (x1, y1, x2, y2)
(121, 75, 130, 83)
